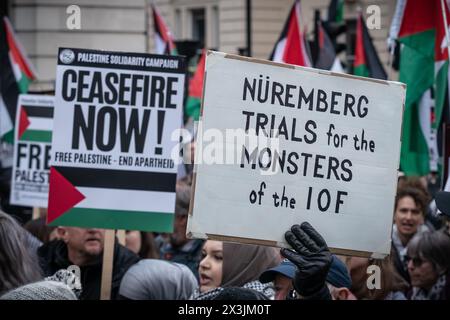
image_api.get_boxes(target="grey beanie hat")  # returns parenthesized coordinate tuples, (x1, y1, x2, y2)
(0, 280, 77, 300)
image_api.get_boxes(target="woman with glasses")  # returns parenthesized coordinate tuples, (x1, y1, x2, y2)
(406, 230, 450, 300)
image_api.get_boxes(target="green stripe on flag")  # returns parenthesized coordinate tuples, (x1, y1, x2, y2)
(186, 96, 201, 121)
(49, 207, 174, 232)
(336, 0, 344, 23)
(17, 74, 32, 93)
(399, 30, 435, 108)
(353, 64, 370, 78)
(399, 30, 435, 176)
(2, 129, 14, 144)
(20, 130, 52, 142)
(434, 60, 449, 129)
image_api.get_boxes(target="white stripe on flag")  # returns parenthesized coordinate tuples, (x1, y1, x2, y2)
(28, 116, 53, 131)
(418, 89, 439, 171)
(0, 95, 13, 136)
(76, 187, 176, 213)
(8, 51, 23, 84)
(154, 34, 166, 55)
(388, 0, 406, 47)
(331, 57, 344, 73)
(272, 38, 286, 63)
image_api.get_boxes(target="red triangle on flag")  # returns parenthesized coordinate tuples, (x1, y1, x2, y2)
(3, 17, 37, 80)
(283, 6, 304, 65)
(270, 0, 311, 67)
(354, 14, 366, 68)
(189, 50, 206, 99)
(47, 167, 85, 223)
(18, 106, 30, 139)
(151, 4, 176, 54)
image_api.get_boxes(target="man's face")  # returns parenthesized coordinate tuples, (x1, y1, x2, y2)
(273, 274, 293, 300)
(394, 196, 424, 238)
(59, 227, 105, 259)
(170, 214, 188, 248)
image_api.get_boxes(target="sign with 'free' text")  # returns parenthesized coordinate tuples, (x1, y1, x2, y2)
(188, 51, 405, 257)
(10, 94, 53, 207)
(48, 47, 185, 231)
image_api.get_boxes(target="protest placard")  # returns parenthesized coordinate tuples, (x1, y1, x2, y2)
(10, 94, 53, 208)
(187, 51, 406, 257)
(48, 48, 185, 232)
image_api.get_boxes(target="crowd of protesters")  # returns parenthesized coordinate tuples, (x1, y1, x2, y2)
(1, 163, 450, 301)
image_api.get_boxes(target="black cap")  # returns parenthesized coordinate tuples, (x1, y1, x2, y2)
(435, 191, 450, 217)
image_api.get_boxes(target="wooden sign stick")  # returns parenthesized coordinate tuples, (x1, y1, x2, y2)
(32, 207, 40, 220)
(100, 229, 115, 300)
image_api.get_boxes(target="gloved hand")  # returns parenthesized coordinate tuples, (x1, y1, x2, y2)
(280, 222, 332, 299)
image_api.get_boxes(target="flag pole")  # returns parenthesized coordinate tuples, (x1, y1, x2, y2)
(100, 229, 115, 300)
(387, 44, 395, 81)
(387, 0, 406, 81)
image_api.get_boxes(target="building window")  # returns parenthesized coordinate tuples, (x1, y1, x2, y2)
(191, 8, 205, 47)
(212, 5, 219, 49)
(175, 8, 181, 39)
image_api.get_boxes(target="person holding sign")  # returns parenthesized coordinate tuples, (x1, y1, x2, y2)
(280, 222, 334, 300)
(192, 222, 348, 300)
(259, 255, 354, 300)
(37, 227, 139, 300)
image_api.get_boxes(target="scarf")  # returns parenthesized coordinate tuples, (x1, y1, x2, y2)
(190, 280, 275, 300)
(410, 274, 447, 300)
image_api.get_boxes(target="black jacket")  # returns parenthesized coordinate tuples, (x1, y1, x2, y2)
(38, 240, 139, 300)
(391, 244, 411, 285)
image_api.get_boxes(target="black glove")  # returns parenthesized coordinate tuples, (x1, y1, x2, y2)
(280, 222, 332, 299)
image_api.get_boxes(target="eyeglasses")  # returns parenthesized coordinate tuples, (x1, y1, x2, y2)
(404, 255, 424, 267)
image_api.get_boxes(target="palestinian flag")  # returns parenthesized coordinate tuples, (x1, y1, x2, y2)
(314, 20, 343, 72)
(393, 0, 450, 176)
(47, 166, 176, 231)
(353, 13, 387, 79)
(151, 4, 177, 55)
(16, 98, 53, 144)
(328, 0, 344, 23)
(185, 50, 205, 121)
(0, 16, 36, 145)
(269, 0, 312, 67)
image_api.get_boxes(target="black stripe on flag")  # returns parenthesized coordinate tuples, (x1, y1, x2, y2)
(23, 105, 54, 118)
(54, 166, 176, 193)
(0, 19, 20, 123)
(361, 16, 387, 80)
(268, 1, 295, 60)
